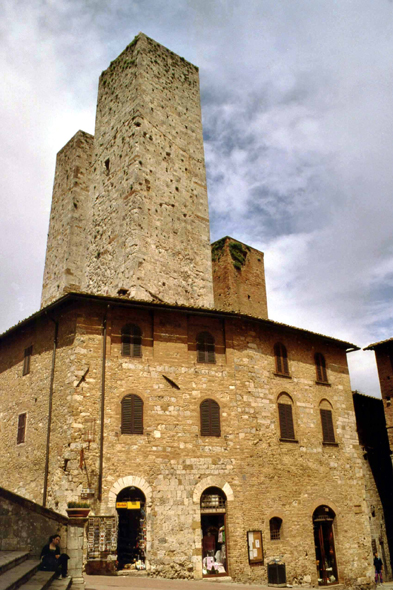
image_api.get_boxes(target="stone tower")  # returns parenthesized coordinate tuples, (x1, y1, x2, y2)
(41, 34, 214, 309)
(211, 237, 268, 318)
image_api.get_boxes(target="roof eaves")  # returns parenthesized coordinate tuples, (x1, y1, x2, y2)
(0, 291, 359, 351)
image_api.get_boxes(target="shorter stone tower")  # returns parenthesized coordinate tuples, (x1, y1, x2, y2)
(211, 236, 268, 318)
(41, 131, 93, 307)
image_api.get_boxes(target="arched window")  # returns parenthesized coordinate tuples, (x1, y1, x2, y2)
(320, 400, 335, 444)
(121, 394, 143, 434)
(277, 393, 296, 440)
(315, 353, 328, 383)
(200, 399, 221, 436)
(197, 332, 215, 364)
(270, 517, 282, 540)
(121, 324, 142, 357)
(274, 342, 289, 376)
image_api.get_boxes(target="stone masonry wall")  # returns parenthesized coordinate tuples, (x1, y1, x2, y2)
(360, 456, 392, 579)
(0, 487, 67, 557)
(373, 346, 393, 454)
(212, 237, 268, 318)
(83, 34, 214, 307)
(41, 131, 94, 308)
(0, 299, 374, 586)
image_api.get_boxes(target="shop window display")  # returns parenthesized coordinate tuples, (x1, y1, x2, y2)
(116, 486, 146, 571)
(313, 505, 338, 585)
(200, 487, 228, 576)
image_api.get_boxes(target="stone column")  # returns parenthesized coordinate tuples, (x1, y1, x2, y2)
(67, 518, 87, 588)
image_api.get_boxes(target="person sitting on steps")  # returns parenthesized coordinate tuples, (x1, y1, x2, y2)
(40, 534, 70, 579)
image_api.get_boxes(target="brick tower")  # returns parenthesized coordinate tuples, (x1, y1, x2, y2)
(41, 34, 214, 309)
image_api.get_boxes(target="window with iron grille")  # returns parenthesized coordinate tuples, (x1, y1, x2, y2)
(121, 324, 142, 357)
(200, 486, 226, 512)
(197, 332, 215, 364)
(278, 401, 295, 440)
(320, 408, 335, 443)
(17, 413, 27, 444)
(121, 394, 143, 434)
(270, 517, 282, 540)
(200, 399, 220, 436)
(23, 346, 33, 376)
(274, 343, 289, 376)
(315, 353, 328, 383)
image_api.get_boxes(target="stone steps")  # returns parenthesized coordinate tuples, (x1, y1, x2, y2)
(0, 552, 30, 576)
(0, 553, 71, 590)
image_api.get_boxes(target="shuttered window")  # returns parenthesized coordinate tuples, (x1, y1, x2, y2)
(320, 409, 335, 443)
(200, 399, 220, 436)
(274, 343, 289, 376)
(17, 413, 27, 444)
(197, 332, 216, 364)
(121, 324, 142, 358)
(23, 346, 32, 376)
(315, 353, 328, 383)
(270, 517, 282, 540)
(278, 403, 295, 440)
(121, 395, 143, 434)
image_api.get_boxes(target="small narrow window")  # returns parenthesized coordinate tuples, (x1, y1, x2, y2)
(197, 332, 216, 364)
(23, 346, 32, 376)
(121, 324, 142, 357)
(278, 394, 296, 440)
(315, 353, 328, 383)
(274, 343, 289, 376)
(270, 517, 282, 540)
(17, 413, 27, 444)
(200, 399, 221, 436)
(121, 394, 143, 434)
(320, 406, 335, 444)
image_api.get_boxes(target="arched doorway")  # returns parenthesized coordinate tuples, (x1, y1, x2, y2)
(313, 505, 338, 585)
(200, 487, 228, 577)
(116, 486, 146, 570)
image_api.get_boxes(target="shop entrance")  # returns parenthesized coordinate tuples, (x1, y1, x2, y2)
(313, 506, 338, 585)
(116, 486, 146, 571)
(200, 487, 228, 577)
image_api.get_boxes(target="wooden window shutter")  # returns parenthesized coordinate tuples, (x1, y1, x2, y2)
(132, 395, 143, 434)
(121, 324, 142, 358)
(200, 399, 220, 436)
(197, 332, 216, 364)
(315, 353, 328, 383)
(274, 343, 289, 375)
(23, 346, 32, 376)
(320, 409, 335, 443)
(278, 403, 295, 440)
(121, 395, 143, 435)
(17, 413, 27, 444)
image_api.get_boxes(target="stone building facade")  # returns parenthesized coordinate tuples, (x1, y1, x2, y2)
(0, 33, 378, 586)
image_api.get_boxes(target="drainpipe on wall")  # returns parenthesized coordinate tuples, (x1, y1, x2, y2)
(43, 314, 59, 507)
(98, 305, 110, 502)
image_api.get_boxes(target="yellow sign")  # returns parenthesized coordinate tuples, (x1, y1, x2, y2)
(116, 501, 141, 509)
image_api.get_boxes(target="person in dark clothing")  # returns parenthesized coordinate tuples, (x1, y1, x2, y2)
(374, 552, 383, 584)
(40, 534, 70, 578)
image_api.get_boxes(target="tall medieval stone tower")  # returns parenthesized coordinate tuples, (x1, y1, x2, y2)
(41, 34, 214, 309)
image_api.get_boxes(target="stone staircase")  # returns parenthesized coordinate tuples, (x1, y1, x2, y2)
(0, 551, 71, 590)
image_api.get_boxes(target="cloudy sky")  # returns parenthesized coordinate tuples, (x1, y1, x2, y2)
(1, 0, 393, 396)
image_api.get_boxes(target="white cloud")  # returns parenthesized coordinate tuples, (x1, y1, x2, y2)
(1, 0, 393, 396)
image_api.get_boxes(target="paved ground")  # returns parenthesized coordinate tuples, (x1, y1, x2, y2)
(85, 574, 284, 590)
(84, 576, 393, 590)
